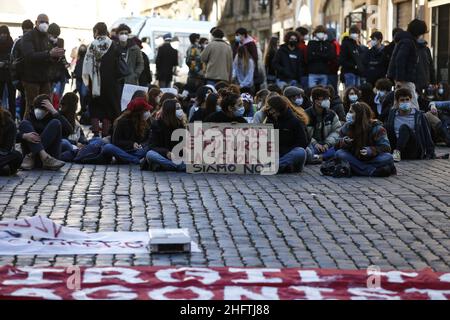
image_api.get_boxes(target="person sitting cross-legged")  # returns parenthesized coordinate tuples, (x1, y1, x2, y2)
(385, 88, 436, 162)
(335, 102, 396, 177)
(144, 99, 187, 172)
(101, 97, 153, 165)
(18, 94, 71, 171)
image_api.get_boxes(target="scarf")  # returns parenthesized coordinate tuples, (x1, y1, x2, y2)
(82, 36, 112, 97)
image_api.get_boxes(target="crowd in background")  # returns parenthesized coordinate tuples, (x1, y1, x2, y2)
(1, 14, 450, 178)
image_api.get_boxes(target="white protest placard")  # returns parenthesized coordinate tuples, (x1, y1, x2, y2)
(121, 84, 149, 111)
(0, 216, 200, 255)
(160, 88, 179, 95)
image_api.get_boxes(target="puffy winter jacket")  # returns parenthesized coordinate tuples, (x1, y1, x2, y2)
(387, 31, 419, 83)
(307, 40, 336, 75)
(363, 46, 389, 86)
(415, 41, 436, 91)
(339, 37, 364, 76)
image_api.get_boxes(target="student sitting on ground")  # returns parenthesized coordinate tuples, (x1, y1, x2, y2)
(145, 99, 187, 172)
(18, 94, 71, 171)
(189, 86, 216, 122)
(305, 87, 342, 162)
(59, 92, 88, 162)
(204, 90, 248, 123)
(343, 86, 361, 113)
(263, 95, 310, 174)
(385, 88, 435, 162)
(101, 97, 153, 165)
(335, 102, 396, 177)
(0, 108, 22, 176)
(373, 78, 394, 121)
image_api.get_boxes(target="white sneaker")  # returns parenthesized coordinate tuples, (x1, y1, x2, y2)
(393, 150, 401, 163)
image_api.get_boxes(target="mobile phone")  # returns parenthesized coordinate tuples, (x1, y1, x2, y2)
(57, 38, 64, 49)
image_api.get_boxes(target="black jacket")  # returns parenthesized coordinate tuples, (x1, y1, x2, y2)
(18, 111, 73, 141)
(363, 46, 389, 86)
(149, 119, 184, 157)
(339, 37, 364, 75)
(139, 51, 152, 86)
(0, 36, 13, 82)
(272, 44, 304, 82)
(204, 111, 247, 123)
(155, 43, 178, 82)
(385, 108, 435, 159)
(331, 96, 346, 122)
(0, 117, 17, 153)
(112, 117, 150, 151)
(387, 31, 418, 83)
(21, 28, 52, 83)
(266, 108, 309, 157)
(307, 40, 336, 75)
(415, 41, 435, 91)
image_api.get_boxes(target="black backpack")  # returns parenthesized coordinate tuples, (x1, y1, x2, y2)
(320, 158, 352, 178)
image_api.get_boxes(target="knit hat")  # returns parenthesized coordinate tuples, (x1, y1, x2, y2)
(48, 23, 61, 37)
(127, 97, 153, 112)
(283, 86, 303, 98)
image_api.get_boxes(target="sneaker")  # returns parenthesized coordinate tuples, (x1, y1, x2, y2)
(21, 154, 35, 171)
(393, 150, 401, 162)
(42, 156, 65, 171)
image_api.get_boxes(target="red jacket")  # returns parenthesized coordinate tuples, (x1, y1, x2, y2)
(298, 40, 308, 74)
(328, 40, 340, 75)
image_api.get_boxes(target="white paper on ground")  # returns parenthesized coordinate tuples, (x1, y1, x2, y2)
(0, 216, 200, 255)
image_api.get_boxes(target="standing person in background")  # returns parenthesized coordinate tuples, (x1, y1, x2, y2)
(415, 33, 435, 94)
(116, 24, 144, 86)
(387, 19, 428, 110)
(201, 28, 233, 86)
(74, 44, 89, 117)
(363, 31, 388, 87)
(383, 28, 403, 70)
(295, 26, 309, 89)
(22, 14, 65, 116)
(307, 25, 336, 88)
(83, 22, 121, 138)
(134, 38, 152, 87)
(264, 36, 279, 84)
(185, 33, 204, 95)
(10, 20, 34, 120)
(326, 28, 340, 94)
(339, 25, 364, 88)
(273, 31, 304, 89)
(155, 33, 178, 88)
(199, 38, 209, 51)
(0, 25, 16, 120)
(47, 23, 70, 102)
(233, 28, 259, 88)
(232, 46, 255, 92)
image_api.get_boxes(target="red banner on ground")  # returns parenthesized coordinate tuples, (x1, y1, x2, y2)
(0, 266, 449, 300)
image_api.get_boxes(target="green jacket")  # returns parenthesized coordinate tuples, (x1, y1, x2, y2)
(305, 107, 342, 147)
(124, 43, 144, 85)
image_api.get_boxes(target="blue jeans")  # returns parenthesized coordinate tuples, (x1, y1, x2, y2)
(76, 79, 89, 110)
(307, 145, 336, 161)
(19, 119, 62, 160)
(278, 147, 307, 173)
(344, 73, 361, 88)
(101, 144, 147, 164)
(309, 74, 328, 88)
(277, 79, 298, 89)
(335, 149, 394, 177)
(328, 74, 339, 94)
(146, 150, 186, 172)
(435, 101, 450, 111)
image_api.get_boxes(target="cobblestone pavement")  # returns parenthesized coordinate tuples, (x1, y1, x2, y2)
(0, 151, 449, 271)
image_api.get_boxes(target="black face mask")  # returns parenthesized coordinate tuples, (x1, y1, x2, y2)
(289, 40, 298, 47)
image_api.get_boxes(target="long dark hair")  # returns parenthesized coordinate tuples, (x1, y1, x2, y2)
(204, 93, 219, 118)
(264, 37, 278, 67)
(220, 90, 240, 115)
(160, 99, 186, 130)
(236, 46, 251, 74)
(60, 92, 79, 128)
(0, 108, 12, 143)
(115, 105, 149, 140)
(349, 102, 375, 157)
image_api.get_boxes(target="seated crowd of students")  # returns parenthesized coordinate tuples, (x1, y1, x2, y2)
(0, 79, 449, 178)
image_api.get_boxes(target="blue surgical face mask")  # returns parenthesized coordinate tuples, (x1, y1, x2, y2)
(234, 106, 245, 117)
(216, 105, 222, 112)
(176, 109, 184, 120)
(349, 94, 358, 103)
(438, 88, 444, 95)
(295, 98, 303, 106)
(235, 35, 241, 43)
(346, 113, 354, 124)
(399, 102, 411, 112)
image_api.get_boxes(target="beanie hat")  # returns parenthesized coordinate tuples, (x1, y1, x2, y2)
(283, 86, 303, 98)
(127, 98, 153, 112)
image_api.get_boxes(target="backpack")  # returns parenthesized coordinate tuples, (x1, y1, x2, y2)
(73, 139, 108, 164)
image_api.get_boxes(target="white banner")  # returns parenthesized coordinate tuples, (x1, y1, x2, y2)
(0, 216, 199, 255)
(121, 84, 149, 111)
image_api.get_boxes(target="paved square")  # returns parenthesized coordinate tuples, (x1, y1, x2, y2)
(0, 153, 449, 271)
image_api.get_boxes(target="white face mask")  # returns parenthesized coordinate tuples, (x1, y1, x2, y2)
(370, 39, 378, 48)
(350, 33, 359, 41)
(49, 36, 58, 44)
(143, 111, 151, 121)
(34, 108, 47, 120)
(316, 33, 326, 40)
(321, 99, 331, 109)
(175, 109, 184, 120)
(295, 98, 304, 106)
(119, 34, 128, 43)
(38, 23, 49, 33)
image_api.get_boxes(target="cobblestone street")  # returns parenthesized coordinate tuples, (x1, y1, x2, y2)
(0, 154, 449, 272)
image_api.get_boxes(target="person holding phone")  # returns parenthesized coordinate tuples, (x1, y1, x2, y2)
(48, 23, 70, 100)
